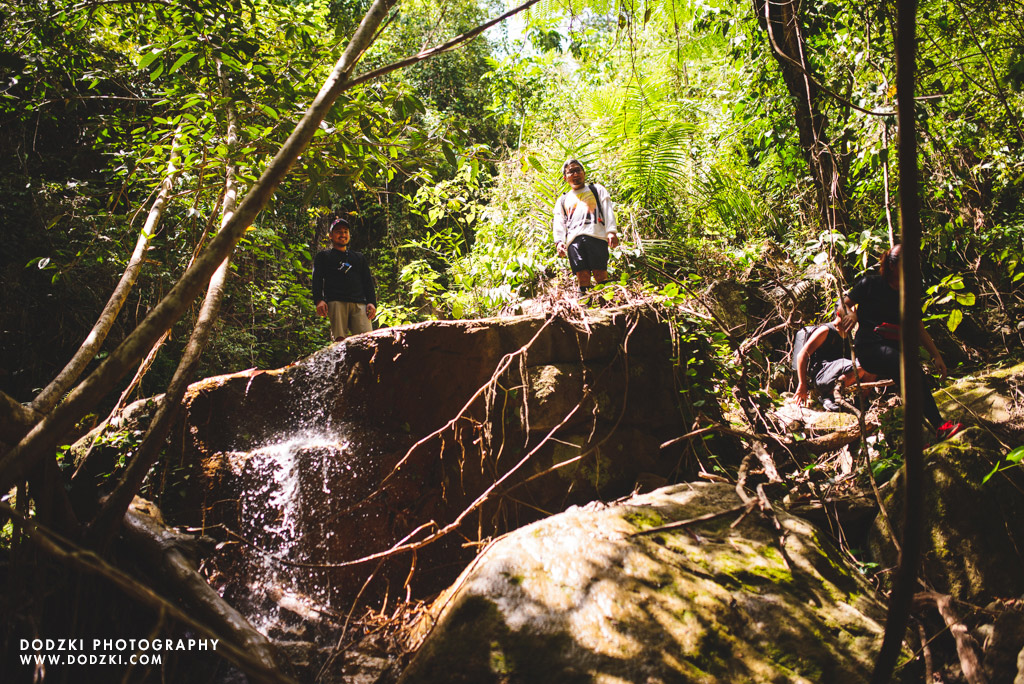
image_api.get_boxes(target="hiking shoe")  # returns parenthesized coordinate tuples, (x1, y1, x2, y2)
(937, 421, 964, 440)
(821, 398, 842, 412)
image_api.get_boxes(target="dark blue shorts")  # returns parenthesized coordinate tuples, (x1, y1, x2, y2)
(567, 235, 609, 273)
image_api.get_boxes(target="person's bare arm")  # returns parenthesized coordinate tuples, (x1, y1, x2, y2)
(838, 296, 858, 334)
(919, 321, 947, 377)
(795, 326, 831, 406)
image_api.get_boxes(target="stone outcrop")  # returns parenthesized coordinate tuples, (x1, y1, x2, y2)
(867, 411, 1024, 683)
(165, 306, 726, 625)
(937, 360, 1024, 431)
(870, 361, 1024, 607)
(399, 482, 888, 684)
(869, 427, 1024, 605)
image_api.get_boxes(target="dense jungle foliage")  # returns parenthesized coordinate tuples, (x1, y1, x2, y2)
(2, 0, 1022, 410)
(2, 0, 1024, 680)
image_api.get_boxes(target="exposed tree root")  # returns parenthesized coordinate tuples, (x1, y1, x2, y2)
(915, 591, 989, 684)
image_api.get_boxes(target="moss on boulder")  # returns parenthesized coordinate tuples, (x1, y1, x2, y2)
(869, 427, 1024, 604)
(400, 483, 889, 684)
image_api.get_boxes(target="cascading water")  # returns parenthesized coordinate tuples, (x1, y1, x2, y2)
(217, 344, 375, 637)
(238, 431, 348, 634)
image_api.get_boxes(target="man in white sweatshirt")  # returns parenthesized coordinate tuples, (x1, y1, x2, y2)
(552, 159, 619, 295)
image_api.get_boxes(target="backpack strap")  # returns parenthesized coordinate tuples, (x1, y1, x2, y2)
(561, 185, 605, 224)
(588, 183, 605, 224)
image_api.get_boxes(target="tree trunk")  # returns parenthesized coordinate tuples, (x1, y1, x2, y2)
(872, 0, 925, 680)
(754, 0, 852, 239)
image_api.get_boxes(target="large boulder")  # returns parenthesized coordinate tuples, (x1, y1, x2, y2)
(937, 361, 1024, 430)
(164, 306, 728, 628)
(869, 427, 1024, 605)
(399, 482, 889, 684)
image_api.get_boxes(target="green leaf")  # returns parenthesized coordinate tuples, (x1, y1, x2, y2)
(982, 461, 1001, 484)
(260, 105, 280, 121)
(1007, 445, 1024, 464)
(954, 292, 975, 306)
(138, 50, 163, 70)
(946, 308, 963, 332)
(169, 52, 197, 74)
(442, 144, 456, 167)
(528, 156, 545, 172)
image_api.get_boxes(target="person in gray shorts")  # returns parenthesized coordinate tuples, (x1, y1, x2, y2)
(312, 218, 377, 342)
(794, 311, 875, 411)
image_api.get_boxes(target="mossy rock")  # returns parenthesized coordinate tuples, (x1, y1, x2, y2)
(936, 361, 1024, 429)
(868, 427, 1024, 604)
(399, 483, 891, 684)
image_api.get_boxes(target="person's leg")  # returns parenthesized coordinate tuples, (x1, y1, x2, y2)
(855, 342, 901, 382)
(911, 364, 945, 431)
(853, 367, 877, 384)
(858, 342, 947, 431)
(347, 302, 373, 335)
(814, 359, 855, 411)
(587, 236, 610, 285)
(566, 238, 593, 294)
(327, 301, 348, 342)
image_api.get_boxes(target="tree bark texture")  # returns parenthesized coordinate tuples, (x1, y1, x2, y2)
(872, 0, 925, 680)
(754, 0, 852, 238)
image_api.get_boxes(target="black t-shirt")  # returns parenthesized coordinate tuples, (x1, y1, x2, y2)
(846, 275, 899, 346)
(809, 323, 849, 371)
(311, 248, 377, 306)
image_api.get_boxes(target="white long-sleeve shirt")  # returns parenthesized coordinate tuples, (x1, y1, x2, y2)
(552, 183, 616, 247)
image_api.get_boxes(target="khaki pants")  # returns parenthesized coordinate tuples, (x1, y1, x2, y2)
(328, 301, 372, 340)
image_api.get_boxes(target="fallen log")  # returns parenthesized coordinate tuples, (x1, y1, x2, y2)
(121, 497, 280, 673)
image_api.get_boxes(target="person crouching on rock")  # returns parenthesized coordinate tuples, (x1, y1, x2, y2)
(794, 309, 876, 412)
(841, 243, 963, 440)
(312, 217, 377, 342)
